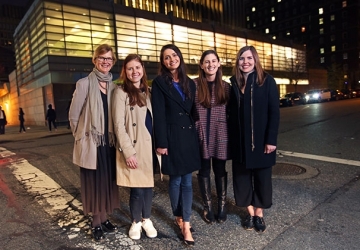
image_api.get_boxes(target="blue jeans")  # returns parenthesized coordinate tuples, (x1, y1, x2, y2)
(130, 187, 153, 223)
(168, 173, 193, 222)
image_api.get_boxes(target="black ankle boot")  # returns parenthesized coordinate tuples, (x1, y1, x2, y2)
(215, 172, 227, 223)
(92, 226, 105, 241)
(197, 174, 215, 223)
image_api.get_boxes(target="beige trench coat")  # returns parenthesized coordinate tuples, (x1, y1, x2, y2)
(69, 77, 116, 169)
(112, 86, 154, 187)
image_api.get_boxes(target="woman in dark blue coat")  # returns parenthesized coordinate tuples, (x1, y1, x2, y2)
(152, 44, 201, 246)
(228, 46, 280, 233)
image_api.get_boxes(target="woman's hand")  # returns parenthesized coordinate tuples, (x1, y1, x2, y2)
(156, 148, 168, 155)
(126, 155, 138, 169)
(264, 144, 276, 154)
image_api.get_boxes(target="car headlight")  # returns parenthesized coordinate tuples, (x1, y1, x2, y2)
(313, 93, 319, 98)
(305, 95, 309, 100)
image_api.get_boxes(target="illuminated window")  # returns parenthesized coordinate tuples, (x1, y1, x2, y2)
(272, 35, 276, 40)
(342, 1, 347, 7)
(278, 0, 281, 2)
(319, 18, 323, 24)
(271, 16, 275, 21)
(265, 28, 269, 34)
(319, 8, 323, 15)
(320, 28, 324, 34)
(246, 16, 250, 21)
(331, 45, 336, 52)
(271, 7, 275, 13)
(330, 15, 335, 21)
(253, 22, 256, 27)
(343, 53, 348, 59)
(320, 57, 325, 63)
(320, 48, 324, 54)
(286, 31, 290, 36)
(301, 27, 306, 32)
(252, 7, 256, 12)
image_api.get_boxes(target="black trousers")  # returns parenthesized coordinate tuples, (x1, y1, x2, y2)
(232, 161, 272, 209)
(19, 120, 26, 132)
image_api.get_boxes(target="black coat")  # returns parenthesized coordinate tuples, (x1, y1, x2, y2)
(228, 71, 280, 169)
(152, 75, 201, 175)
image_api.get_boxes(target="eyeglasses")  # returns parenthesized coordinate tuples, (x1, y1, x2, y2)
(97, 56, 113, 62)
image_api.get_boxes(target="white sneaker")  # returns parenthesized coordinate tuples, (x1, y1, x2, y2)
(141, 218, 157, 238)
(129, 221, 142, 240)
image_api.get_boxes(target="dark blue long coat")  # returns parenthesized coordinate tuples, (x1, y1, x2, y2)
(152, 75, 201, 176)
(228, 71, 280, 169)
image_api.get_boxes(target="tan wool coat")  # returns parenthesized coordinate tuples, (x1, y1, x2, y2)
(112, 86, 154, 187)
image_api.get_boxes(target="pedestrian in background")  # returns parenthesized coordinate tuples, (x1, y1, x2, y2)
(46, 104, 57, 132)
(228, 45, 280, 233)
(19, 107, 26, 133)
(0, 105, 7, 134)
(69, 44, 119, 242)
(193, 50, 230, 224)
(112, 54, 158, 240)
(152, 44, 201, 246)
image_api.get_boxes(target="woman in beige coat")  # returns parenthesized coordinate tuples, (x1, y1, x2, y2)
(112, 54, 157, 240)
(69, 44, 119, 242)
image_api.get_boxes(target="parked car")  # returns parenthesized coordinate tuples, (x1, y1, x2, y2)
(354, 89, 360, 98)
(304, 89, 331, 103)
(341, 89, 357, 99)
(330, 89, 344, 101)
(279, 92, 306, 107)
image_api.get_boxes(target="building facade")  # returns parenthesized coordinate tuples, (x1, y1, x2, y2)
(1, 0, 307, 126)
(244, 0, 360, 90)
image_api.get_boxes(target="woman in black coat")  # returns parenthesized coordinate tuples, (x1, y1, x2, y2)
(152, 44, 201, 246)
(19, 108, 26, 133)
(228, 45, 280, 233)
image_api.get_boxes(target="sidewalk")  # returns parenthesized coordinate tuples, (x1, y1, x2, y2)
(0, 125, 72, 142)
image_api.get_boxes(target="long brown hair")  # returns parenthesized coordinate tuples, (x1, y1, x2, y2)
(233, 45, 266, 88)
(197, 50, 228, 108)
(120, 54, 149, 107)
(158, 44, 191, 98)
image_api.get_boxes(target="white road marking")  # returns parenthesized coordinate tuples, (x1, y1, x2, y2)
(277, 150, 360, 167)
(0, 147, 139, 250)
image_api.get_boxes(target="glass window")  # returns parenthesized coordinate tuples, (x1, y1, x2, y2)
(320, 28, 324, 34)
(343, 53, 348, 59)
(319, 8, 323, 15)
(331, 45, 336, 52)
(320, 57, 325, 63)
(319, 18, 323, 25)
(330, 15, 335, 21)
(63, 5, 89, 16)
(320, 48, 324, 54)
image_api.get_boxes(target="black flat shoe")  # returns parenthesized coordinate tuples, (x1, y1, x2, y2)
(243, 215, 254, 230)
(174, 219, 195, 233)
(101, 220, 118, 233)
(253, 216, 266, 233)
(92, 226, 105, 241)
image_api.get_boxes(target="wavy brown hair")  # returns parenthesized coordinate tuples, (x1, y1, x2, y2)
(233, 45, 266, 88)
(120, 54, 149, 107)
(158, 44, 191, 98)
(197, 50, 228, 108)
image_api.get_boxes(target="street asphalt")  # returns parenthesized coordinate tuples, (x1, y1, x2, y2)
(1, 124, 360, 249)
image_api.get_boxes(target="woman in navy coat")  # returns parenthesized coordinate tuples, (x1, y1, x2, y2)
(152, 44, 201, 246)
(228, 45, 280, 233)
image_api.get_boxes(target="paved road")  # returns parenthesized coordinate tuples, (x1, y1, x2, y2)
(1, 124, 360, 250)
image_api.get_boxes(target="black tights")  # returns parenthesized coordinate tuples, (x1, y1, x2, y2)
(92, 212, 107, 228)
(198, 158, 226, 178)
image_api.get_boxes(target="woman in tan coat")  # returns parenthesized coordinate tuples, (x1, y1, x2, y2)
(112, 54, 157, 240)
(69, 44, 119, 241)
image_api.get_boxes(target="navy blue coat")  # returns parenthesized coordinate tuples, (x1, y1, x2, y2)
(228, 71, 280, 169)
(152, 75, 201, 176)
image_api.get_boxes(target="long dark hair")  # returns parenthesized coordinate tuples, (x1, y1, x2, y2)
(233, 45, 266, 88)
(120, 54, 149, 107)
(197, 50, 228, 108)
(158, 44, 190, 98)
